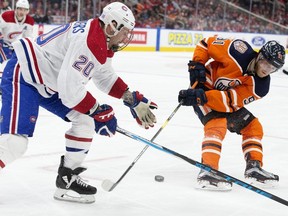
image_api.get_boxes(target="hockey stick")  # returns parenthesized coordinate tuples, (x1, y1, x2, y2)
(116, 126, 288, 207)
(101, 82, 199, 192)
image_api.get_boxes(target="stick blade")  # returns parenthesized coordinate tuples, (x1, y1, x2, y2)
(101, 179, 116, 192)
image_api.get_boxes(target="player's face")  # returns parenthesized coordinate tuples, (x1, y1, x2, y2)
(107, 22, 133, 51)
(255, 55, 277, 78)
(15, 7, 29, 21)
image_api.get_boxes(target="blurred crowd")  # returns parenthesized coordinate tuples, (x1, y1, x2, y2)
(1, 0, 288, 34)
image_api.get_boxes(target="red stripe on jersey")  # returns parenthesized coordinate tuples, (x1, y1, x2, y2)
(65, 134, 93, 142)
(0, 160, 5, 168)
(73, 92, 96, 114)
(11, 64, 20, 134)
(0, 48, 7, 61)
(25, 38, 44, 84)
(108, 77, 128, 99)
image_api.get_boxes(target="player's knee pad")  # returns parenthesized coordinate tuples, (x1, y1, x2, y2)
(0, 134, 28, 167)
(204, 118, 227, 140)
(64, 111, 94, 169)
(241, 118, 263, 139)
(64, 134, 92, 169)
(202, 118, 227, 169)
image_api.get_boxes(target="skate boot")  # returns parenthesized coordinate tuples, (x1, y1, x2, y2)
(54, 155, 97, 203)
(244, 160, 279, 188)
(196, 169, 232, 191)
(197, 169, 232, 191)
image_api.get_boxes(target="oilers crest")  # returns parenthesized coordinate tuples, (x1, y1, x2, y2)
(214, 77, 241, 90)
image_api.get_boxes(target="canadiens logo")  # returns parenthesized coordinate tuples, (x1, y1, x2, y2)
(8, 32, 22, 39)
(215, 78, 241, 90)
(30, 116, 37, 123)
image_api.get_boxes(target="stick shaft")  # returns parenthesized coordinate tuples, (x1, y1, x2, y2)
(116, 126, 288, 207)
(102, 81, 198, 191)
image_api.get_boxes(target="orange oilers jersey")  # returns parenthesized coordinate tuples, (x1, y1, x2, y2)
(193, 35, 270, 113)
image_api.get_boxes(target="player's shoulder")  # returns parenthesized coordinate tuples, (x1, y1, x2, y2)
(1, 10, 15, 23)
(86, 18, 113, 64)
(24, 15, 35, 25)
(230, 39, 254, 55)
(229, 39, 256, 72)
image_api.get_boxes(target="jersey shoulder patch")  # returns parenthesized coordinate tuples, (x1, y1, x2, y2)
(229, 39, 256, 73)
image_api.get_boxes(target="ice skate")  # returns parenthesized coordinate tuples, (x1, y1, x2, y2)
(196, 169, 232, 191)
(244, 160, 279, 188)
(54, 156, 97, 204)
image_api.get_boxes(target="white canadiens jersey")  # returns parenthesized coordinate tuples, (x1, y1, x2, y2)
(0, 10, 34, 46)
(13, 19, 124, 109)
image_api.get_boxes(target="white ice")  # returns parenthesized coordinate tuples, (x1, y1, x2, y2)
(0, 51, 288, 216)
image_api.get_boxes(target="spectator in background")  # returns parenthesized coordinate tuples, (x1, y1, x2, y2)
(24, 0, 288, 34)
(0, 0, 11, 14)
(32, 8, 51, 24)
(32, 8, 43, 23)
(41, 10, 52, 24)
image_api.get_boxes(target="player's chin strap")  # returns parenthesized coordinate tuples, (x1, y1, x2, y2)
(108, 34, 134, 52)
(105, 26, 134, 52)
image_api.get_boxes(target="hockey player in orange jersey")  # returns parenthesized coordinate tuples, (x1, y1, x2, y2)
(178, 35, 285, 191)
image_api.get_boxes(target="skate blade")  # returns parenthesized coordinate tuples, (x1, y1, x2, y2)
(54, 188, 95, 204)
(195, 180, 232, 192)
(245, 177, 279, 188)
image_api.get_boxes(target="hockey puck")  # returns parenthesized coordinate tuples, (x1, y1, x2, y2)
(283, 69, 288, 75)
(154, 175, 164, 182)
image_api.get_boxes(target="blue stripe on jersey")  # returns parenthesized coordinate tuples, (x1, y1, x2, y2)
(20, 39, 37, 83)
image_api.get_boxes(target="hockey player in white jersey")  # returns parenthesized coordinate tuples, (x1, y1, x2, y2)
(0, 2, 157, 203)
(0, 0, 34, 93)
(0, 0, 34, 62)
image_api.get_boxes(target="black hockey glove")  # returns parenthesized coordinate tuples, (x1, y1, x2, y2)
(188, 60, 206, 85)
(90, 104, 117, 137)
(178, 89, 207, 106)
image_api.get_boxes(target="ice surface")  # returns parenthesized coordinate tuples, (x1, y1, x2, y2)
(0, 51, 288, 216)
